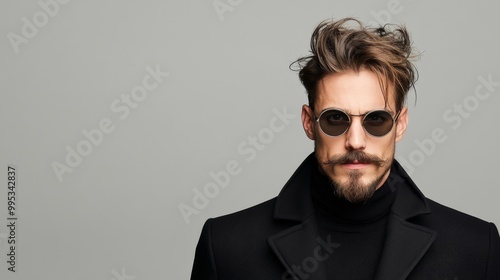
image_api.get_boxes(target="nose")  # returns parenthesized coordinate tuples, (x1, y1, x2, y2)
(345, 117, 366, 150)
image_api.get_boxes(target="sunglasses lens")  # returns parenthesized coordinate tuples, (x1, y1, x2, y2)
(363, 110, 394, 136)
(318, 110, 350, 136)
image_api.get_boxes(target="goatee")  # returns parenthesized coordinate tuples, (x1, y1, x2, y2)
(319, 150, 391, 203)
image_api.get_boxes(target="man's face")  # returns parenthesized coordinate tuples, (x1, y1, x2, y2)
(301, 69, 408, 203)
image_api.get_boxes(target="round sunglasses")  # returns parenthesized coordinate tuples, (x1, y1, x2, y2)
(313, 108, 400, 137)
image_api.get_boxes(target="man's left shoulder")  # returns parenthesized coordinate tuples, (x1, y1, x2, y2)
(411, 198, 500, 277)
(415, 197, 497, 237)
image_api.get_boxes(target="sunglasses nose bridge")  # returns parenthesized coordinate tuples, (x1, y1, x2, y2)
(344, 115, 367, 149)
(346, 115, 366, 134)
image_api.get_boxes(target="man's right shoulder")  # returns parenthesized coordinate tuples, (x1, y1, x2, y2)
(199, 195, 303, 244)
(208, 197, 278, 229)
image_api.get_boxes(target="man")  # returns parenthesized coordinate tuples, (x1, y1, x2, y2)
(190, 18, 500, 279)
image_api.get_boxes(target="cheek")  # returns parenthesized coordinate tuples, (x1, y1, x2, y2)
(372, 136, 396, 159)
(314, 135, 346, 158)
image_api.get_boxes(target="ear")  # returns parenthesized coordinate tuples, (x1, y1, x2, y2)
(301, 105, 316, 140)
(395, 107, 408, 143)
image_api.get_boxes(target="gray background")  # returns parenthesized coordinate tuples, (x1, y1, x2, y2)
(1, 0, 499, 279)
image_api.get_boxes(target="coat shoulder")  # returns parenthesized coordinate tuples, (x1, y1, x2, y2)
(414, 197, 497, 250)
(424, 198, 493, 228)
(409, 198, 500, 278)
(209, 197, 280, 233)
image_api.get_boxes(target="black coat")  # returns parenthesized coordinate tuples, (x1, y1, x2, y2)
(191, 153, 500, 280)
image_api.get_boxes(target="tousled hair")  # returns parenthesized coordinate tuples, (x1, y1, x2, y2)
(292, 17, 418, 113)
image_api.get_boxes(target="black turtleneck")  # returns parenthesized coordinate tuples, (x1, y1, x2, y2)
(311, 161, 398, 279)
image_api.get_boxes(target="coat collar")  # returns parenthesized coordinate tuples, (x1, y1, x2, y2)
(269, 152, 437, 280)
(272, 153, 317, 222)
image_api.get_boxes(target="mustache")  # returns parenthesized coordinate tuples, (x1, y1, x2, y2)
(322, 151, 387, 167)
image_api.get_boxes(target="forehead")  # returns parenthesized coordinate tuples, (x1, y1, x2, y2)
(315, 69, 395, 114)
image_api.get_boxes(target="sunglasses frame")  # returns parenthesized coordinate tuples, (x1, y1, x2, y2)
(313, 107, 401, 137)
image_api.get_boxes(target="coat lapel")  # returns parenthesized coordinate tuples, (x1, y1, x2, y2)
(268, 153, 329, 280)
(374, 162, 437, 280)
(268, 216, 331, 280)
(374, 213, 437, 280)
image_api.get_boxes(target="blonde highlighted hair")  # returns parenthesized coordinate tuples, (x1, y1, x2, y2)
(293, 18, 418, 112)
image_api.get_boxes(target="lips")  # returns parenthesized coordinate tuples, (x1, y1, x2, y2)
(341, 160, 370, 169)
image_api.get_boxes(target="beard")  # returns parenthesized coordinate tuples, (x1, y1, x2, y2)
(318, 150, 392, 203)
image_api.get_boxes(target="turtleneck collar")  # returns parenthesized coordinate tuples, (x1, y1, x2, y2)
(311, 160, 398, 225)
